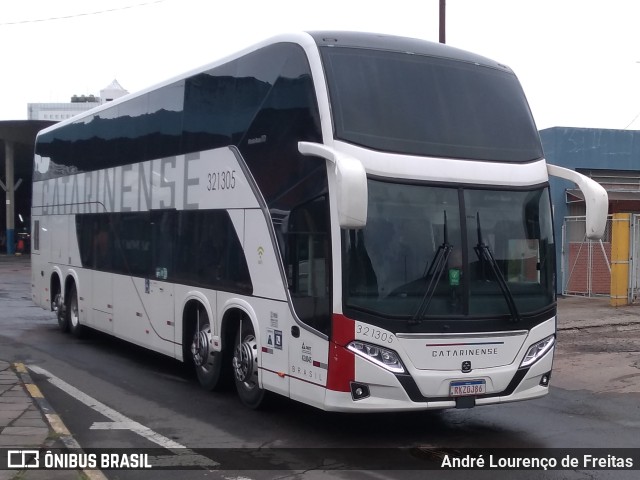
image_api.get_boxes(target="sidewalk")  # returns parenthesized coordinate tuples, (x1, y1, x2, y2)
(0, 361, 81, 480)
(0, 362, 49, 450)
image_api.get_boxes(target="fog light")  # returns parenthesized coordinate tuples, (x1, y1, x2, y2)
(350, 382, 370, 401)
(539, 372, 551, 387)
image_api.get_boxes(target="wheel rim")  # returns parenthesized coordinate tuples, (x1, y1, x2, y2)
(53, 293, 61, 313)
(55, 293, 65, 326)
(69, 294, 79, 327)
(191, 324, 215, 372)
(233, 334, 258, 388)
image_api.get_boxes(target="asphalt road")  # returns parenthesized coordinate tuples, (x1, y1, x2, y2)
(1, 255, 639, 480)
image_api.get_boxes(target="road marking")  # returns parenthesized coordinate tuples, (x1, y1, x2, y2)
(90, 420, 203, 451)
(16, 363, 109, 480)
(29, 364, 185, 449)
(28, 365, 220, 468)
(91, 421, 146, 430)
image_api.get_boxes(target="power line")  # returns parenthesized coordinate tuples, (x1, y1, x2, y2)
(623, 111, 640, 130)
(0, 0, 167, 26)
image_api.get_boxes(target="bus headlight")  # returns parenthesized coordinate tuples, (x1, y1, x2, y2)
(347, 340, 405, 373)
(520, 335, 555, 368)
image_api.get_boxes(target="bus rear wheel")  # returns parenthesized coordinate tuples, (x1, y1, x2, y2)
(55, 292, 69, 333)
(233, 320, 265, 409)
(191, 306, 224, 391)
(67, 284, 84, 338)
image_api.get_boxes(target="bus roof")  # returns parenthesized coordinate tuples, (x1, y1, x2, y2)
(308, 31, 511, 72)
(36, 31, 511, 137)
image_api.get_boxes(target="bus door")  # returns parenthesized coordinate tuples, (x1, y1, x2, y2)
(285, 197, 331, 407)
(142, 211, 176, 353)
(90, 215, 114, 332)
(30, 217, 47, 307)
(142, 278, 175, 354)
(90, 274, 113, 332)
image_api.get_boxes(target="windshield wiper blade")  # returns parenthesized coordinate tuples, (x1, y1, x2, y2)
(474, 212, 521, 323)
(411, 211, 452, 325)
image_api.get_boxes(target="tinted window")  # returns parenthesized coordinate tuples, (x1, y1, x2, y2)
(35, 81, 185, 180)
(147, 83, 185, 161)
(172, 210, 252, 293)
(117, 95, 150, 167)
(238, 44, 323, 206)
(286, 196, 331, 334)
(113, 212, 152, 277)
(76, 213, 113, 271)
(33, 220, 40, 252)
(183, 66, 242, 153)
(321, 47, 542, 162)
(82, 107, 120, 173)
(150, 210, 175, 279)
(233, 44, 330, 331)
(35, 42, 324, 191)
(75, 210, 252, 294)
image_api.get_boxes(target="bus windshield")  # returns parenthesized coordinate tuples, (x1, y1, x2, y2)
(321, 47, 543, 162)
(343, 180, 555, 323)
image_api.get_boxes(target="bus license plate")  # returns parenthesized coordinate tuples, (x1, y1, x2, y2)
(449, 379, 486, 397)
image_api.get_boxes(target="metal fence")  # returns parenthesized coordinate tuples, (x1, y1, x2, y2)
(629, 214, 640, 303)
(561, 215, 612, 297)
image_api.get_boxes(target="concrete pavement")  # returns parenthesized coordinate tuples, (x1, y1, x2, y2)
(0, 361, 83, 480)
(0, 362, 49, 450)
(0, 255, 88, 479)
(557, 294, 640, 330)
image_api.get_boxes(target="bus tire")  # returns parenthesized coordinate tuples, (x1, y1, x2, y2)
(67, 284, 84, 338)
(233, 319, 265, 409)
(55, 292, 69, 333)
(191, 305, 224, 391)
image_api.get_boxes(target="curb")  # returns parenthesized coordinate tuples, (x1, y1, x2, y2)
(13, 363, 108, 480)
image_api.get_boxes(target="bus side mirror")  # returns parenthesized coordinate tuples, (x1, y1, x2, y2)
(547, 164, 608, 239)
(298, 142, 368, 229)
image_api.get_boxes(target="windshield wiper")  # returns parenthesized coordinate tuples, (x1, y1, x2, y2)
(410, 211, 452, 325)
(473, 212, 520, 323)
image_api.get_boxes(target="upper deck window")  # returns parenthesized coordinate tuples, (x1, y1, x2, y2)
(320, 47, 543, 162)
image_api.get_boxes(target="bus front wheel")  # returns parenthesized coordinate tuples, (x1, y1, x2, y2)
(233, 319, 265, 409)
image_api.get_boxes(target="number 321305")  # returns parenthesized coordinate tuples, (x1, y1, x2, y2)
(356, 324, 394, 344)
(207, 170, 236, 191)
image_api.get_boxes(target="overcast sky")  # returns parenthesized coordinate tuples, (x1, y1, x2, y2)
(2, 0, 640, 130)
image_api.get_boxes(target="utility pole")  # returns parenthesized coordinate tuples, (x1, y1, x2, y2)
(3, 141, 15, 255)
(439, 0, 446, 44)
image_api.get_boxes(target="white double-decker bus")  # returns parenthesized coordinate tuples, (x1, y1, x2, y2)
(31, 32, 607, 411)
